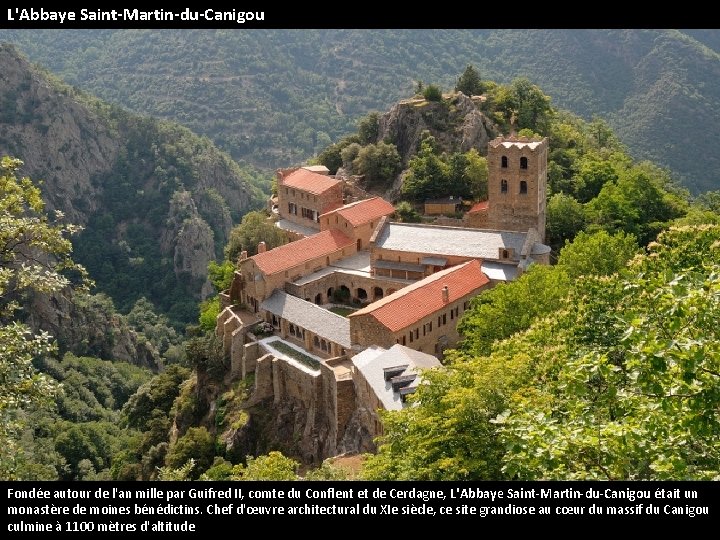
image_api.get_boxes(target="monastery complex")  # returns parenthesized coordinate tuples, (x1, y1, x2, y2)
(216, 135, 551, 456)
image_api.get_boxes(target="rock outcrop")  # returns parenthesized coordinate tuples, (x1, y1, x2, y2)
(376, 92, 497, 166)
(26, 290, 162, 370)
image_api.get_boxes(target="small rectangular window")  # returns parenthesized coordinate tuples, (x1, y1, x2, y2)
(520, 180, 528, 194)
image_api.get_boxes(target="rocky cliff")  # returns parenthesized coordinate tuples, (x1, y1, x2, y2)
(377, 93, 497, 165)
(26, 291, 162, 370)
(0, 44, 265, 325)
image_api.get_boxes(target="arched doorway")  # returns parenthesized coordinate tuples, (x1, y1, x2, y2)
(339, 285, 350, 302)
(357, 288, 368, 302)
(315, 293, 323, 305)
(356, 238, 362, 250)
(373, 287, 384, 300)
(327, 287, 334, 300)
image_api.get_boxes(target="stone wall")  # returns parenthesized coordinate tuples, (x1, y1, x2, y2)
(277, 176, 343, 231)
(463, 208, 490, 228)
(320, 212, 386, 251)
(216, 307, 359, 461)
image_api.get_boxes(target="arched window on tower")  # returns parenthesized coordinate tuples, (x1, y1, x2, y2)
(520, 180, 528, 194)
(501, 179, 508, 194)
(520, 156, 528, 169)
(501, 156, 508, 168)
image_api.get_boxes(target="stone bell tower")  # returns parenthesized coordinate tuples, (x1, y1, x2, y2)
(486, 135, 548, 241)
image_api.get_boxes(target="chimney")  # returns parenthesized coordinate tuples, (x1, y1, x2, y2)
(257, 242, 267, 254)
(240, 250, 248, 261)
(441, 286, 449, 303)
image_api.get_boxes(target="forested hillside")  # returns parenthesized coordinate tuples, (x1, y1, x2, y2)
(0, 45, 267, 325)
(364, 224, 720, 480)
(1, 29, 718, 192)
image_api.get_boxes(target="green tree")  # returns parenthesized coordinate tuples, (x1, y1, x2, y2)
(394, 201, 421, 223)
(198, 297, 221, 332)
(457, 264, 571, 357)
(200, 457, 234, 480)
(165, 427, 215, 479)
(225, 211, 287, 262)
(352, 142, 401, 186)
(126, 297, 181, 359)
(207, 260, 234, 292)
(501, 225, 720, 479)
(401, 136, 450, 201)
(316, 136, 360, 174)
(357, 112, 379, 145)
(231, 451, 299, 480)
(557, 230, 638, 278)
(186, 332, 226, 382)
(497, 78, 552, 133)
(697, 191, 720, 213)
(574, 157, 618, 203)
(54, 421, 116, 480)
(512, 78, 552, 133)
(0, 157, 89, 479)
(546, 193, 585, 251)
(123, 364, 190, 432)
(423, 84, 443, 102)
(587, 116, 617, 149)
(585, 166, 685, 245)
(455, 64, 484, 96)
(340, 142, 362, 170)
(463, 149, 488, 201)
(446, 152, 471, 199)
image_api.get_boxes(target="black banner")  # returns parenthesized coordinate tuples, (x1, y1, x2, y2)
(0, 8, 690, 29)
(2, 481, 717, 533)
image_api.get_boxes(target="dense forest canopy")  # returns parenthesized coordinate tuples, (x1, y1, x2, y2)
(1, 29, 718, 193)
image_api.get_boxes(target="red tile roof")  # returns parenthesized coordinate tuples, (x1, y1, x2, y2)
(321, 197, 395, 227)
(349, 260, 489, 332)
(468, 201, 489, 213)
(282, 168, 341, 195)
(251, 229, 354, 275)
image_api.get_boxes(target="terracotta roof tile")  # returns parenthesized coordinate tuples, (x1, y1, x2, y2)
(349, 260, 489, 332)
(321, 197, 395, 227)
(282, 168, 341, 195)
(468, 201, 489, 213)
(251, 229, 354, 275)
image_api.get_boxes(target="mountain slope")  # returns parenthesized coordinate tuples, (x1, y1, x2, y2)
(0, 45, 266, 324)
(1, 29, 718, 193)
